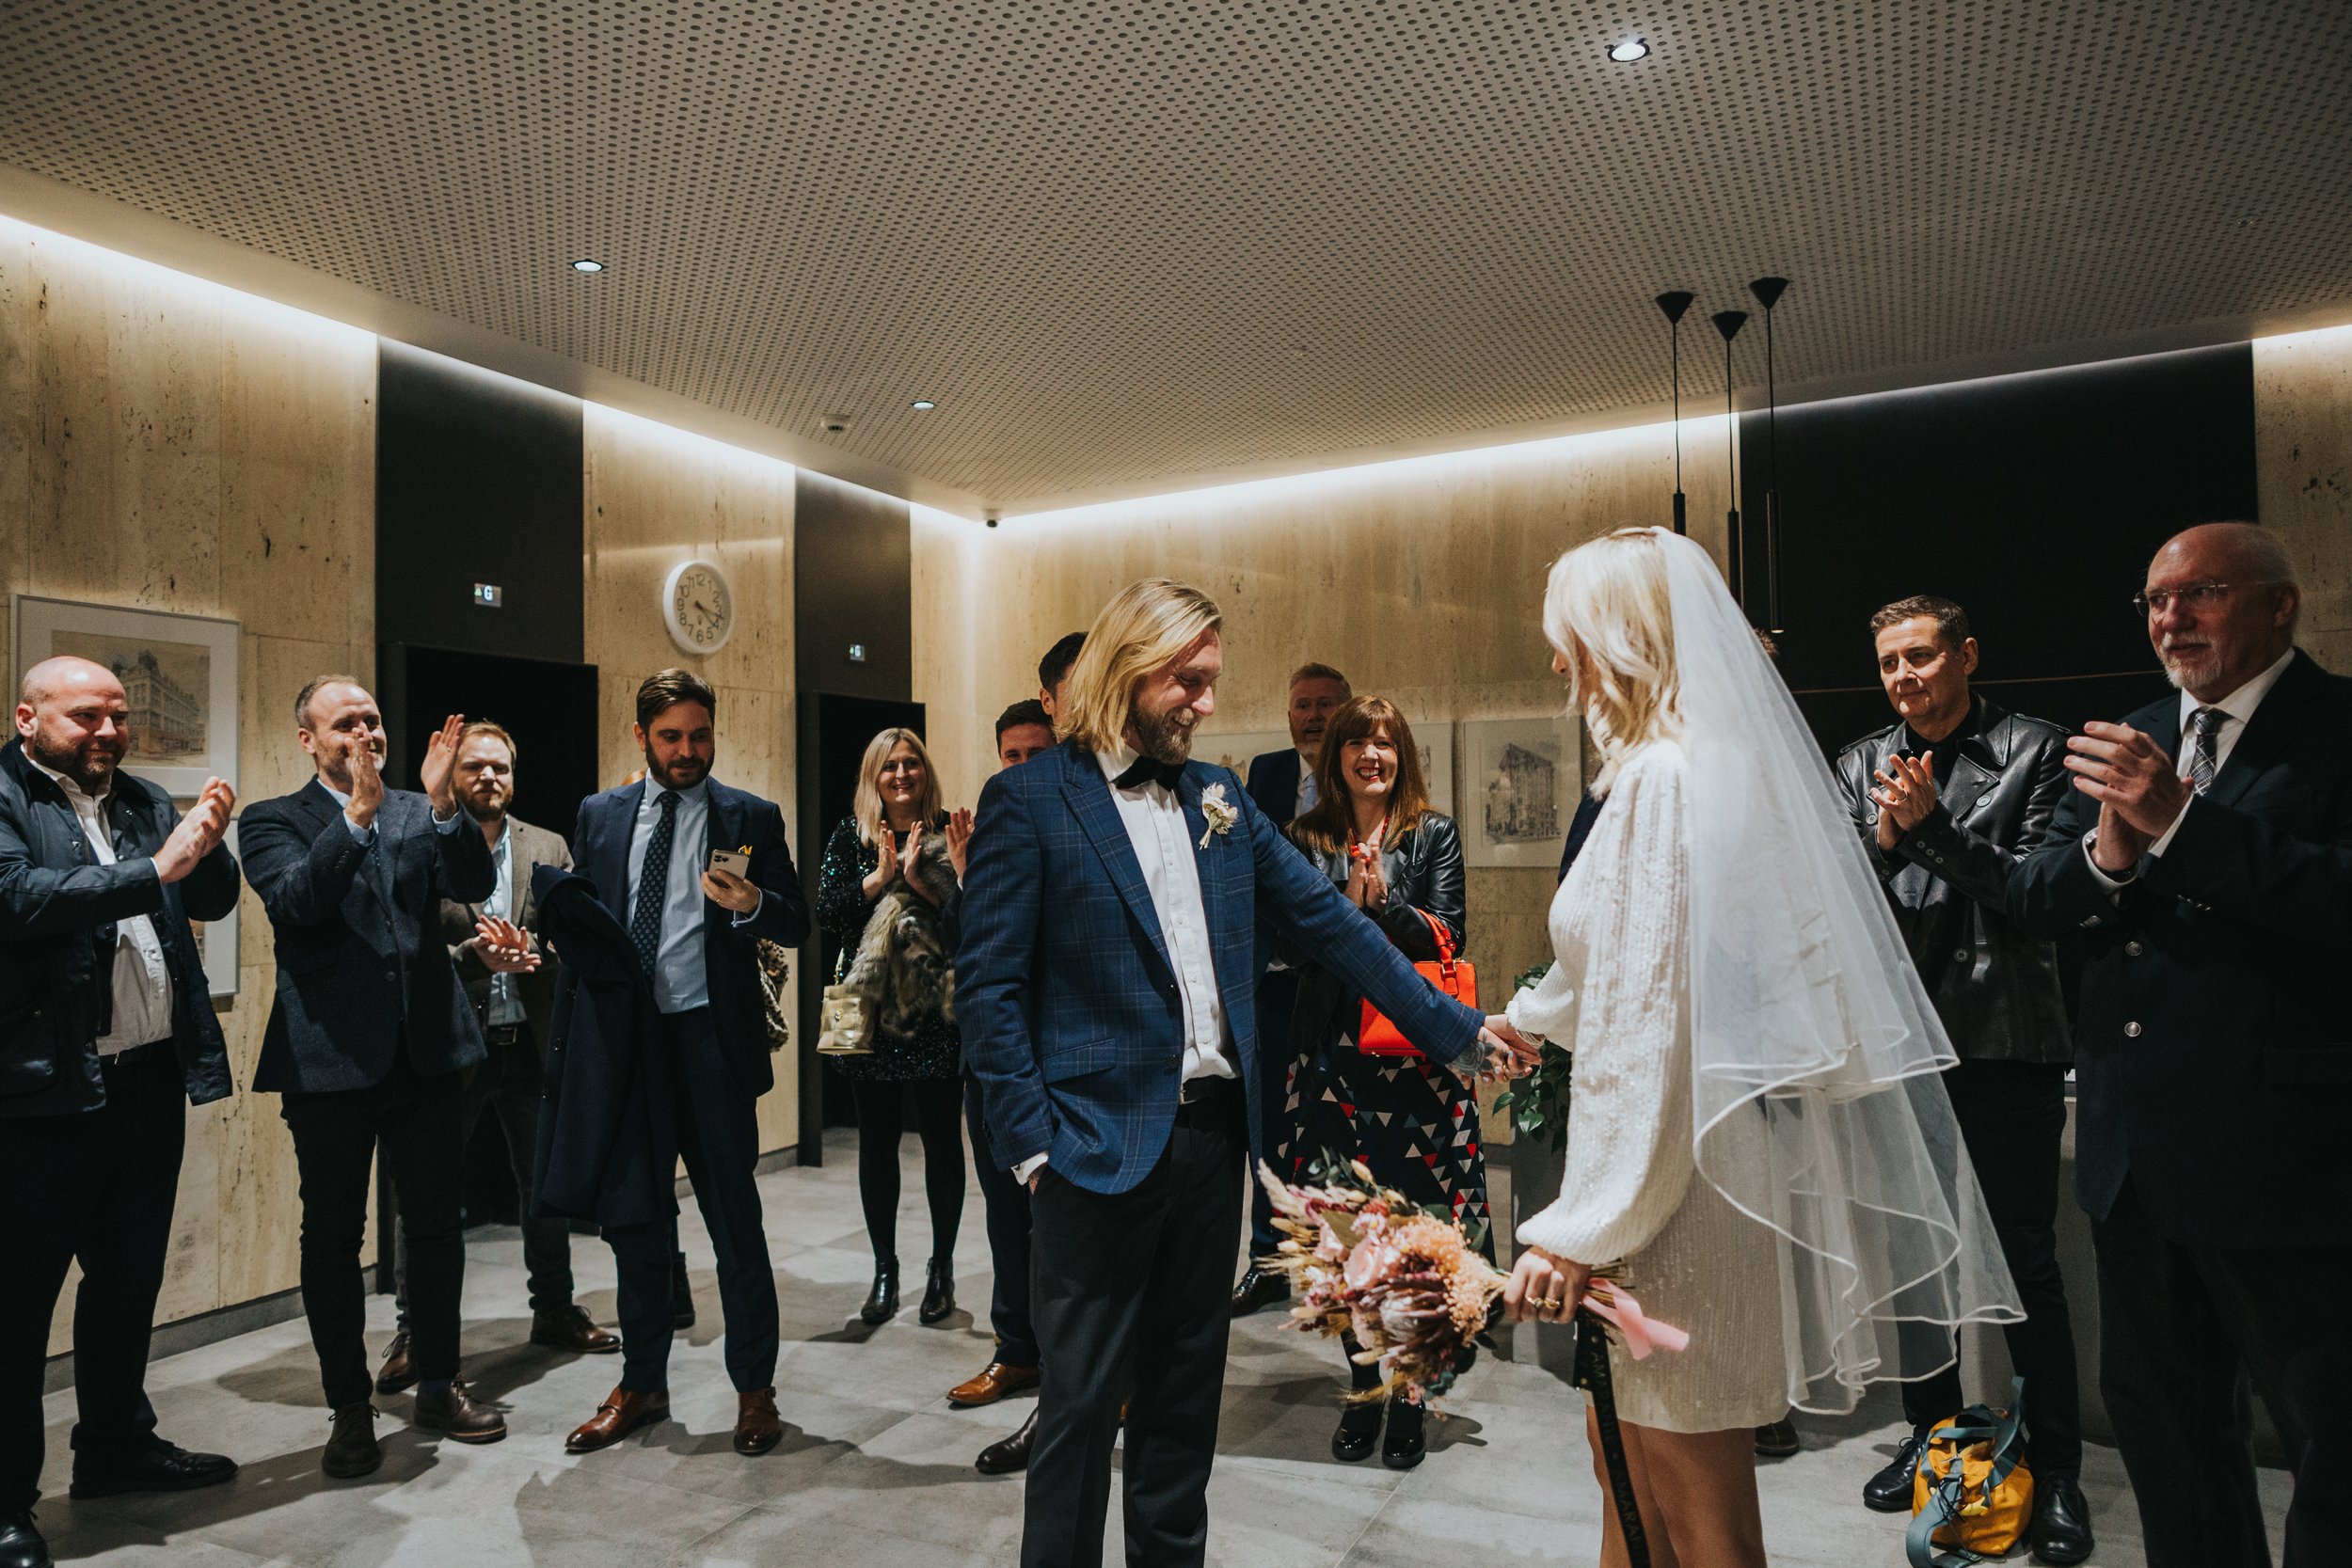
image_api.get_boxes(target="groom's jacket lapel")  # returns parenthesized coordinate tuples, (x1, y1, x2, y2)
(1061, 746, 1175, 981)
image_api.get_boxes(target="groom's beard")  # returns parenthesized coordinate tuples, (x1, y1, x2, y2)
(1131, 703, 1199, 767)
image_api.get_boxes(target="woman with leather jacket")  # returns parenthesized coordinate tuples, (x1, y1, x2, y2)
(1280, 695, 1486, 1472)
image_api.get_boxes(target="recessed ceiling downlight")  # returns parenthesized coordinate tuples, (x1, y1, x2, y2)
(1609, 38, 1649, 62)
(569, 258, 605, 273)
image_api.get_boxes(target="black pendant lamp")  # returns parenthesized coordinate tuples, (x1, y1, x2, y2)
(1655, 291, 1695, 534)
(1747, 277, 1790, 635)
(1711, 309, 1748, 610)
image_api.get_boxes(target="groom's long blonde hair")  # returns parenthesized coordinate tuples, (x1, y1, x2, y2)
(1056, 578, 1224, 753)
(1544, 528, 1683, 789)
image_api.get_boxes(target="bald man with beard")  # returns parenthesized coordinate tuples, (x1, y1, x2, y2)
(1, 657, 241, 1568)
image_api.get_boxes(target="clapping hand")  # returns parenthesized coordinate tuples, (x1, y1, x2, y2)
(2066, 722, 2186, 871)
(472, 914, 541, 974)
(154, 776, 235, 884)
(343, 733, 386, 829)
(945, 808, 975, 881)
(1869, 752, 1938, 847)
(863, 826, 899, 898)
(417, 713, 466, 815)
(898, 823, 927, 881)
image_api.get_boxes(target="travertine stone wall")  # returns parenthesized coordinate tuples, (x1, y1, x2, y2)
(582, 404, 799, 1152)
(2254, 325, 2352, 673)
(1, 218, 376, 1352)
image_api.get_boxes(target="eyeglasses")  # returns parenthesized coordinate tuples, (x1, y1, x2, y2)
(2130, 580, 2273, 618)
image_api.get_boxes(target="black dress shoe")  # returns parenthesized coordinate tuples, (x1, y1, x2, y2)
(918, 1257, 956, 1324)
(0, 1510, 50, 1568)
(975, 1408, 1037, 1475)
(860, 1257, 900, 1325)
(1863, 1426, 1932, 1512)
(1230, 1265, 1290, 1318)
(322, 1402, 382, 1480)
(671, 1249, 696, 1330)
(1380, 1398, 1426, 1470)
(2029, 1474, 2094, 1566)
(69, 1439, 239, 1497)
(1753, 1417, 1800, 1458)
(1330, 1401, 1381, 1463)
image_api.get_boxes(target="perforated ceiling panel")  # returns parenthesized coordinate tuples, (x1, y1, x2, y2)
(4, 1, 2348, 510)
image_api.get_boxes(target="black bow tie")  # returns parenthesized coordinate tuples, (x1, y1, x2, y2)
(1112, 755, 1186, 793)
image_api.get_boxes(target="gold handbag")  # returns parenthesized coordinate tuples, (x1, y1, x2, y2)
(818, 983, 876, 1056)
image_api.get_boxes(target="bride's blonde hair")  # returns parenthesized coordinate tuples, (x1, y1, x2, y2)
(1543, 527, 1682, 789)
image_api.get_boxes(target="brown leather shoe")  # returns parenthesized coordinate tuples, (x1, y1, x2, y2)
(565, 1387, 671, 1454)
(374, 1331, 417, 1395)
(975, 1408, 1037, 1476)
(531, 1306, 622, 1354)
(734, 1388, 784, 1456)
(322, 1402, 381, 1479)
(411, 1382, 507, 1445)
(947, 1359, 1041, 1407)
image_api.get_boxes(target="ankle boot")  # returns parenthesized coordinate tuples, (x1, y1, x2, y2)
(1381, 1397, 1426, 1470)
(860, 1257, 900, 1325)
(918, 1257, 956, 1324)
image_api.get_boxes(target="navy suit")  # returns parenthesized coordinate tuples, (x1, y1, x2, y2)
(1242, 746, 1302, 824)
(959, 743, 1479, 1566)
(2009, 650, 2352, 1566)
(569, 775, 807, 1395)
(240, 774, 494, 1408)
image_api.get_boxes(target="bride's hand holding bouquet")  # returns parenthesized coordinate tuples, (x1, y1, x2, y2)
(1503, 1245, 1590, 1326)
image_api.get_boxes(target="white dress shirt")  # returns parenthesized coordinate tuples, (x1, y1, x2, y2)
(2086, 646, 2296, 887)
(30, 760, 172, 1053)
(1012, 742, 1238, 1183)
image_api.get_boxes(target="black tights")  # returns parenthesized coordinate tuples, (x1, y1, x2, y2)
(850, 1077, 966, 1265)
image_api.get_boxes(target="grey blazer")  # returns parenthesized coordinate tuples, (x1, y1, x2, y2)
(439, 814, 573, 1042)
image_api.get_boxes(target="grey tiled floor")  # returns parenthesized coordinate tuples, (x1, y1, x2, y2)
(37, 1131, 2290, 1566)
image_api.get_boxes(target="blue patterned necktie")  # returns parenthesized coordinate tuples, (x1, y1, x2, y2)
(2187, 706, 2224, 795)
(631, 789, 678, 977)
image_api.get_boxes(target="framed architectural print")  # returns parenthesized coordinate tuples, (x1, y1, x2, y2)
(12, 595, 241, 799)
(1457, 717, 1581, 868)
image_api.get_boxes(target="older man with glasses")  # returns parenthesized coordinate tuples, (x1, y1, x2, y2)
(2011, 521, 2352, 1568)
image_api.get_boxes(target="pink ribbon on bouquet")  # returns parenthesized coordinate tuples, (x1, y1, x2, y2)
(1582, 1281, 1690, 1360)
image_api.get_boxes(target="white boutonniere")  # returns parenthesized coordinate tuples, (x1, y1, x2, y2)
(1198, 783, 1238, 848)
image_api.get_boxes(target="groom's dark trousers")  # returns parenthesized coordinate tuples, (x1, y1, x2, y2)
(1028, 1075, 1243, 1568)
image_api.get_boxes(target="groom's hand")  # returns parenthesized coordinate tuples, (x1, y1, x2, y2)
(1477, 1020, 1540, 1079)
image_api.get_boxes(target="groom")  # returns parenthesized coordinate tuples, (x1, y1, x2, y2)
(959, 577, 1529, 1568)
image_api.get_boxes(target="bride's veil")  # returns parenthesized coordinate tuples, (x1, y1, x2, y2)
(1653, 528, 2022, 1413)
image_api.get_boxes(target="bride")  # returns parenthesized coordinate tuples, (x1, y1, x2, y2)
(1490, 527, 2020, 1565)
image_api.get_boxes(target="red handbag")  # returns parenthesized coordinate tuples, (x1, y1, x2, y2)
(1357, 907, 1476, 1058)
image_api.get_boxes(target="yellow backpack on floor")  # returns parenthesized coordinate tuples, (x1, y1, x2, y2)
(1906, 1378, 2033, 1567)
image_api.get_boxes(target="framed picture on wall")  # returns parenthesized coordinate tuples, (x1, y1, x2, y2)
(11, 595, 241, 799)
(1195, 729, 1291, 786)
(1456, 717, 1581, 868)
(1410, 715, 1454, 817)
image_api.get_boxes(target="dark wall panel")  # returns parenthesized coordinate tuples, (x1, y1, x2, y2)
(793, 469, 912, 703)
(1732, 343, 2259, 749)
(377, 341, 584, 664)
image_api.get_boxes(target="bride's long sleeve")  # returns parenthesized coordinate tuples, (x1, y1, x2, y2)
(1516, 748, 1694, 1266)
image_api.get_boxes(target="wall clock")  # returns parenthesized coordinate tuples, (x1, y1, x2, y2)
(661, 559, 735, 655)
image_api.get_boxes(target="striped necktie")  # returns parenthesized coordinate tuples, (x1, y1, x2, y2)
(2186, 706, 2225, 795)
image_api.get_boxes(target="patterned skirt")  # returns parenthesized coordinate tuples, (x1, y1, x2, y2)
(1289, 1022, 1493, 1259)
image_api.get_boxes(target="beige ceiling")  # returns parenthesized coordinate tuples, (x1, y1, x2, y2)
(4, 0, 2348, 515)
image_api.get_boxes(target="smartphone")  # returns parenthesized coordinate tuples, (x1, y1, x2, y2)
(707, 847, 751, 879)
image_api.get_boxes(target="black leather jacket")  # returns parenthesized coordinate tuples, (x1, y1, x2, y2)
(1832, 698, 2073, 1065)
(1280, 813, 1466, 1052)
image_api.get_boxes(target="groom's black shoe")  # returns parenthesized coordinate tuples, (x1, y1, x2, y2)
(1863, 1426, 1932, 1512)
(2028, 1475, 2093, 1565)
(1231, 1266, 1289, 1318)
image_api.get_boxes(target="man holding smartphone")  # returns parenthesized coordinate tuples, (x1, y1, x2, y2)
(559, 669, 809, 1460)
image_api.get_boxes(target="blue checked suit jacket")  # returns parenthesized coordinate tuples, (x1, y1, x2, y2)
(958, 741, 1485, 1195)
